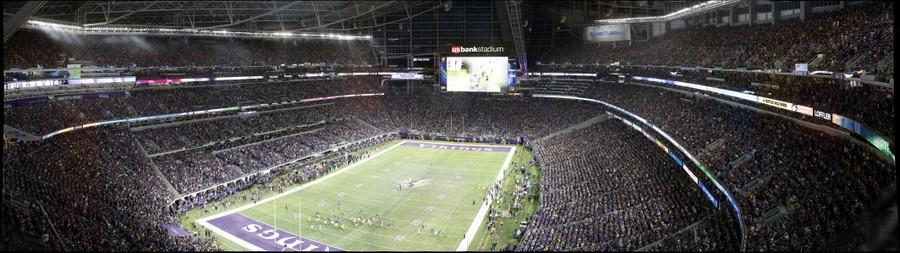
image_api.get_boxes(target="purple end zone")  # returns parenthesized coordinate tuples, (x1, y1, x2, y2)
(164, 224, 192, 238)
(402, 141, 512, 152)
(206, 213, 343, 251)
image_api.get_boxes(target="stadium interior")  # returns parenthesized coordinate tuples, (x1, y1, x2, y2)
(2, 0, 896, 251)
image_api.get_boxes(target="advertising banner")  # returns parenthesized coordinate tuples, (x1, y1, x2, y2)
(794, 63, 808, 76)
(832, 114, 893, 161)
(814, 110, 832, 120)
(699, 182, 719, 209)
(56, 91, 125, 101)
(4, 79, 66, 90)
(757, 97, 794, 111)
(683, 164, 699, 184)
(390, 72, 424, 80)
(399, 132, 518, 145)
(792, 104, 814, 116)
(67, 64, 82, 79)
(584, 24, 631, 42)
(655, 140, 669, 153)
(4, 96, 50, 108)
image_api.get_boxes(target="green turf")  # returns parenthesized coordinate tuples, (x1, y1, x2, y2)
(220, 141, 514, 251)
(447, 69, 469, 78)
(179, 140, 401, 250)
(468, 147, 540, 251)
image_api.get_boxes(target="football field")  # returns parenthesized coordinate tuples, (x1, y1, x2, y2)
(196, 140, 516, 251)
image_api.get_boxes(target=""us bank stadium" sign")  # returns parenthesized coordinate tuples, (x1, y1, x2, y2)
(450, 45, 505, 54)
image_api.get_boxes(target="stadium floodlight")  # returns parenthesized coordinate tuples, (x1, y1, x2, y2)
(27, 20, 81, 30)
(23, 19, 373, 40)
(594, 0, 740, 24)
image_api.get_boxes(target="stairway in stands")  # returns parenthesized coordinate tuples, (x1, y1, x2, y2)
(536, 112, 610, 142)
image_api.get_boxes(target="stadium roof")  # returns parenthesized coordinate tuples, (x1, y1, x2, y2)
(3, 1, 439, 32)
(4, 1, 723, 32)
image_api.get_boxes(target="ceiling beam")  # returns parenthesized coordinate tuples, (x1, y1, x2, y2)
(314, 2, 322, 26)
(196, 0, 303, 29)
(344, 3, 441, 31)
(12, 1, 434, 33)
(84, 1, 159, 26)
(288, 1, 397, 32)
(4, 1, 46, 43)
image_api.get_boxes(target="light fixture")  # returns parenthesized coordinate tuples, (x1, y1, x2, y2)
(25, 19, 373, 40)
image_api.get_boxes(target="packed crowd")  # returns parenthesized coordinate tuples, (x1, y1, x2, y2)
(537, 1, 893, 77)
(645, 211, 742, 251)
(3, 128, 216, 251)
(344, 95, 604, 141)
(3, 30, 377, 69)
(2, 116, 391, 251)
(579, 81, 895, 250)
(529, 62, 894, 145)
(1, 196, 52, 251)
(174, 134, 396, 213)
(132, 91, 603, 194)
(133, 103, 341, 154)
(3, 76, 383, 135)
(153, 119, 383, 193)
(1, 2, 890, 251)
(517, 120, 717, 251)
(621, 66, 895, 143)
(3, 70, 894, 251)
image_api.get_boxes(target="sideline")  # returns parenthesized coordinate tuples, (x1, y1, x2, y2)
(196, 140, 409, 251)
(197, 139, 517, 251)
(457, 144, 517, 251)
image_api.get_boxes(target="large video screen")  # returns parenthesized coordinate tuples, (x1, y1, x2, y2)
(441, 56, 509, 92)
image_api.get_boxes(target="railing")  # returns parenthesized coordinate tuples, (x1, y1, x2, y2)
(532, 93, 746, 251)
(168, 132, 398, 208)
(3, 195, 67, 249)
(773, 55, 790, 70)
(30, 93, 383, 140)
(3, 70, 404, 99)
(631, 76, 894, 163)
(532, 63, 894, 89)
(845, 53, 866, 72)
(809, 53, 825, 70)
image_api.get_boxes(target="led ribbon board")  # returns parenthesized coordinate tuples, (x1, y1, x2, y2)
(633, 76, 894, 163)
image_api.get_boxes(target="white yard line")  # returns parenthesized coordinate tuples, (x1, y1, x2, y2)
(457, 145, 517, 251)
(196, 139, 517, 251)
(196, 140, 409, 250)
